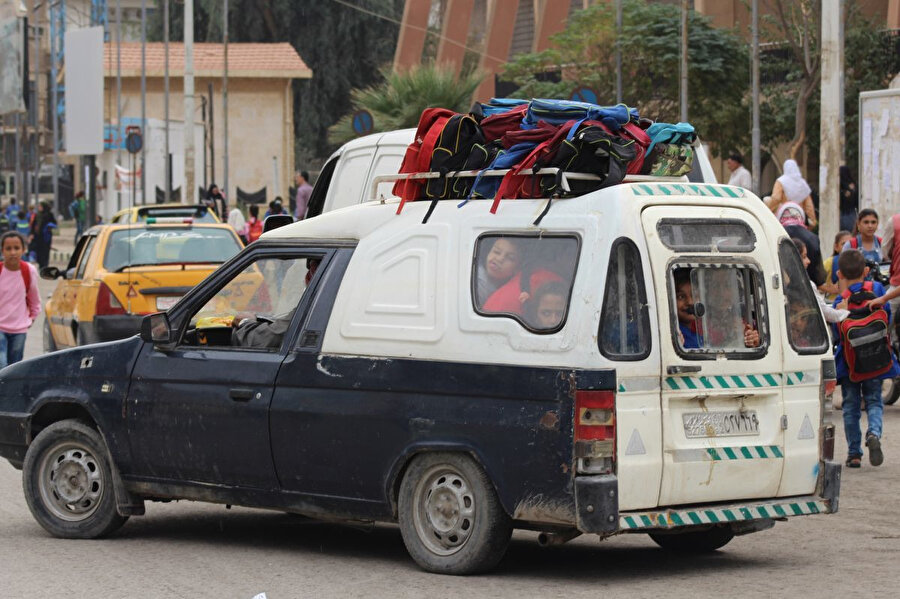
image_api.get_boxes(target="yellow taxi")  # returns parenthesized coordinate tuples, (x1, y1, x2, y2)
(41, 221, 244, 350)
(110, 203, 220, 224)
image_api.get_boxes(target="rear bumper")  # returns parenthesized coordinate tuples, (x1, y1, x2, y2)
(0, 411, 30, 468)
(575, 460, 841, 534)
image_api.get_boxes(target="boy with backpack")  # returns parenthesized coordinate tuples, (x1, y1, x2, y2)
(832, 249, 899, 468)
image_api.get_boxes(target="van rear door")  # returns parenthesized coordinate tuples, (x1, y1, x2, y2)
(641, 206, 785, 506)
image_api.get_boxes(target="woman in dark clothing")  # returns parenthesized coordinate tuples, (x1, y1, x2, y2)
(29, 201, 57, 269)
(839, 166, 859, 233)
(206, 184, 226, 218)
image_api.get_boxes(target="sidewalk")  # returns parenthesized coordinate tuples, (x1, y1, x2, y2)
(49, 220, 78, 266)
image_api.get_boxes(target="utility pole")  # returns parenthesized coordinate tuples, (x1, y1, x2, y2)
(184, 0, 195, 205)
(164, 0, 170, 203)
(141, 0, 146, 204)
(679, 0, 688, 122)
(116, 0, 122, 211)
(751, 0, 760, 196)
(208, 82, 215, 186)
(223, 0, 229, 205)
(819, 0, 843, 253)
(615, 0, 622, 104)
(51, 0, 59, 216)
(33, 0, 41, 210)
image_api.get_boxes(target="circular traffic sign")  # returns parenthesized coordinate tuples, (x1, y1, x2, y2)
(126, 131, 143, 154)
(352, 110, 374, 136)
(570, 87, 599, 105)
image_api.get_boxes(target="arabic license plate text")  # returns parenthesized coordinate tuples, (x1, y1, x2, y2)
(682, 410, 760, 438)
(156, 296, 179, 311)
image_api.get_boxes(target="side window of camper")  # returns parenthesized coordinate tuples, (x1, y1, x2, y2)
(778, 239, 829, 353)
(599, 238, 651, 359)
(472, 234, 579, 333)
(669, 263, 768, 357)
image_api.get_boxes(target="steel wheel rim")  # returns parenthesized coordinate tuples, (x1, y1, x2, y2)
(37, 441, 105, 522)
(412, 464, 476, 556)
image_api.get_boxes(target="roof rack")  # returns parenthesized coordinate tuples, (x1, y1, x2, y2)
(370, 169, 689, 203)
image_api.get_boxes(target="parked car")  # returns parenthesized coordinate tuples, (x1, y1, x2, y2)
(110, 203, 220, 224)
(2, 177, 838, 575)
(41, 222, 244, 349)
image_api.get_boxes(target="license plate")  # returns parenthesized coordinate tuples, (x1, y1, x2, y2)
(683, 410, 760, 438)
(156, 296, 179, 311)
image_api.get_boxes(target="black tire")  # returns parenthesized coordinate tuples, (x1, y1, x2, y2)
(398, 452, 512, 575)
(43, 319, 57, 353)
(22, 419, 127, 539)
(883, 377, 900, 406)
(649, 525, 734, 553)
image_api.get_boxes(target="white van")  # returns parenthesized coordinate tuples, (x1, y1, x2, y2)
(1, 175, 839, 576)
(305, 128, 720, 218)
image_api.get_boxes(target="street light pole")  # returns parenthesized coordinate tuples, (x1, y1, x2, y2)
(164, 0, 170, 203)
(679, 0, 688, 123)
(223, 0, 229, 205)
(751, 0, 760, 196)
(141, 0, 146, 204)
(184, 0, 195, 205)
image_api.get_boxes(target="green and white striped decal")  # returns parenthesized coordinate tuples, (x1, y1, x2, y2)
(630, 183, 746, 199)
(620, 498, 830, 530)
(672, 446, 783, 463)
(664, 371, 816, 391)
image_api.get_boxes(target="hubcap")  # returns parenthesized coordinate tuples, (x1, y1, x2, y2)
(38, 443, 104, 522)
(413, 465, 476, 556)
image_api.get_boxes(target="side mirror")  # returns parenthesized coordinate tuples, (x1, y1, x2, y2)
(40, 266, 62, 280)
(65, 267, 76, 280)
(141, 312, 175, 345)
(263, 214, 293, 233)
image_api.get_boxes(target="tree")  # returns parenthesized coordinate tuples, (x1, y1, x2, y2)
(501, 0, 750, 157)
(328, 65, 482, 145)
(149, 0, 403, 164)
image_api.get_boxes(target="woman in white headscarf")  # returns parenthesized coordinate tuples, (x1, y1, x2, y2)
(765, 159, 817, 227)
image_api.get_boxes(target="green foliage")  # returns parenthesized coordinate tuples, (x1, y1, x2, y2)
(501, 0, 750, 157)
(148, 0, 403, 165)
(328, 65, 482, 145)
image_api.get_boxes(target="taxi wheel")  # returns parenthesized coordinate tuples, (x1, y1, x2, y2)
(22, 420, 127, 539)
(649, 525, 734, 553)
(43, 320, 57, 353)
(882, 377, 900, 406)
(398, 452, 511, 575)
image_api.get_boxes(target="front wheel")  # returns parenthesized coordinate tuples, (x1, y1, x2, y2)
(398, 453, 512, 575)
(22, 419, 127, 538)
(649, 525, 734, 553)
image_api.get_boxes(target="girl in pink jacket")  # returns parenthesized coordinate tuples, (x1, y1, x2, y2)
(0, 232, 41, 368)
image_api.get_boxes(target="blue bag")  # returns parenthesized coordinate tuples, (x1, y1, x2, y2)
(477, 98, 529, 117)
(645, 122, 696, 155)
(523, 99, 637, 132)
(461, 142, 539, 205)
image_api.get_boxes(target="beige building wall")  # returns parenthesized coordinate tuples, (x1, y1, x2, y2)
(102, 76, 293, 204)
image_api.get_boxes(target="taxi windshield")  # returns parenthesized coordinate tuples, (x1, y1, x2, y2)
(103, 228, 241, 272)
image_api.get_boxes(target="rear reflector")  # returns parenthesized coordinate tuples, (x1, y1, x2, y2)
(575, 390, 616, 465)
(822, 424, 835, 461)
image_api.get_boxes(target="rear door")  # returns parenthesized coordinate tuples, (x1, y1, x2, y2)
(642, 206, 785, 506)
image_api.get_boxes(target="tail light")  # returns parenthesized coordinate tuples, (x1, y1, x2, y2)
(96, 282, 127, 316)
(820, 359, 837, 461)
(574, 390, 616, 475)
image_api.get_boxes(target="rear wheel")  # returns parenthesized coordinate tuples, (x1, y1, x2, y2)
(398, 452, 511, 575)
(22, 419, 127, 538)
(649, 525, 734, 553)
(43, 319, 57, 353)
(882, 377, 900, 406)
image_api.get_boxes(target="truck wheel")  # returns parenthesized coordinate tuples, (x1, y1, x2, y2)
(43, 320, 57, 353)
(23, 420, 127, 539)
(649, 525, 734, 552)
(398, 452, 512, 575)
(882, 377, 900, 406)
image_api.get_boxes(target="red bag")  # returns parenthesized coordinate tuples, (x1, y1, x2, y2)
(619, 121, 651, 174)
(838, 282, 894, 382)
(479, 104, 528, 143)
(393, 108, 456, 212)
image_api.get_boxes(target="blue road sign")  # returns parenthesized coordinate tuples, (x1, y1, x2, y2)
(352, 110, 374, 136)
(570, 87, 599, 105)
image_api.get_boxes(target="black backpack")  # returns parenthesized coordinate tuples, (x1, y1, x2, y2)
(535, 125, 637, 197)
(425, 113, 485, 200)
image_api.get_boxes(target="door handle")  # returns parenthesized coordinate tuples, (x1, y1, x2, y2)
(229, 388, 256, 402)
(667, 365, 702, 375)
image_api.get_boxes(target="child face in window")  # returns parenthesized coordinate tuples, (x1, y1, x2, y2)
(485, 239, 521, 283)
(675, 280, 694, 325)
(536, 292, 566, 328)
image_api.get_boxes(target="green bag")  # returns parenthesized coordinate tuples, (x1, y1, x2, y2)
(641, 142, 694, 177)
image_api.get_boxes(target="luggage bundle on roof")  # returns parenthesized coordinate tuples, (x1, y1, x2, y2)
(391, 98, 698, 218)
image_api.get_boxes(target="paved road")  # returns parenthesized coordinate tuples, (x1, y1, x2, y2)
(1, 277, 898, 598)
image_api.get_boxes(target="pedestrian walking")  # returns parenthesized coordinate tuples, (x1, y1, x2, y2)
(839, 166, 859, 232)
(70, 191, 86, 243)
(0, 231, 41, 369)
(227, 204, 247, 244)
(205, 184, 226, 219)
(766, 159, 817, 229)
(294, 171, 313, 220)
(28, 201, 56, 269)
(726, 153, 752, 189)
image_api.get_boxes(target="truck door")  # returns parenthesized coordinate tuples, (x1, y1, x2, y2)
(641, 207, 785, 506)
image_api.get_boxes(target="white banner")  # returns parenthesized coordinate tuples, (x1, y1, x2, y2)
(64, 27, 104, 155)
